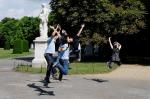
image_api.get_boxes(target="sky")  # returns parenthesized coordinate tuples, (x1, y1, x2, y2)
(0, 0, 50, 20)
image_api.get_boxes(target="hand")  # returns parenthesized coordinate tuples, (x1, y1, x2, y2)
(62, 29, 66, 34)
(81, 24, 85, 28)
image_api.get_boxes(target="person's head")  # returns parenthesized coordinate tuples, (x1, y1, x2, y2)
(67, 37, 73, 43)
(62, 36, 73, 44)
(113, 41, 118, 48)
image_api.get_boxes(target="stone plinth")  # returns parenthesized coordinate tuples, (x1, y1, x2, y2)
(32, 37, 47, 68)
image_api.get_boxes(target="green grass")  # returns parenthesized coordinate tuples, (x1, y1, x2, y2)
(15, 62, 118, 75)
(15, 65, 47, 74)
(0, 48, 33, 59)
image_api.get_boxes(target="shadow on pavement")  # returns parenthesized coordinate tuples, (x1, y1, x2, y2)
(84, 78, 109, 83)
(27, 83, 55, 96)
(14, 57, 34, 62)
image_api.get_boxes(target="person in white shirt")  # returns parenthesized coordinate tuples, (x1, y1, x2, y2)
(55, 36, 73, 81)
(44, 24, 61, 86)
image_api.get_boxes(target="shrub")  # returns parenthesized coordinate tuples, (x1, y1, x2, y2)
(22, 39, 29, 52)
(4, 41, 10, 50)
(13, 39, 23, 54)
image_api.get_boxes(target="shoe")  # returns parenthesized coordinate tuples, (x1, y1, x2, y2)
(44, 77, 51, 83)
(107, 62, 112, 69)
(43, 82, 48, 87)
(59, 73, 63, 81)
(52, 73, 58, 80)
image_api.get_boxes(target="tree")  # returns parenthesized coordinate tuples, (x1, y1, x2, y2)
(49, 0, 146, 45)
(0, 17, 20, 47)
(18, 16, 40, 44)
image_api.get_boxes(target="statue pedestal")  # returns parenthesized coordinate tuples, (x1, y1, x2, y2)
(32, 37, 47, 68)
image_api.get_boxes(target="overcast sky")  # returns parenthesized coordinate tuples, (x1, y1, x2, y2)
(0, 0, 50, 20)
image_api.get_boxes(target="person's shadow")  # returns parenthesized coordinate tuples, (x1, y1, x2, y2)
(27, 83, 55, 96)
(84, 78, 109, 83)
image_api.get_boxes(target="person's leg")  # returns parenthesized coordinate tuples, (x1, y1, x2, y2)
(58, 71, 63, 81)
(116, 61, 121, 66)
(44, 54, 53, 85)
(107, 60, 113, 69)
(51, 55, 61, 80)
(53, 56, 60, 67)
(77, 49, 81, 61)
(56, 59, 69, 75)
(58, 60, 69, 81)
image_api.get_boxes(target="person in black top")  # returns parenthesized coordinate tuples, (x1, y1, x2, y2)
(72, 24, 85, 61)
(107, 37, 122, 69)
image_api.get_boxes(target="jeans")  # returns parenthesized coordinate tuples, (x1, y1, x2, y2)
(53, 54, 60, 66)
(56, 59, 69, 75)
(44, 53, 54, 81)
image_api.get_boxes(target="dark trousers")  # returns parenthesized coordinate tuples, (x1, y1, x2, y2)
(44, 53, 54, 81)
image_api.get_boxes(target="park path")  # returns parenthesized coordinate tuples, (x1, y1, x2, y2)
(83, 64, 150, 81)
(0, 55, 33, 71)
(0, 56, 150, 99)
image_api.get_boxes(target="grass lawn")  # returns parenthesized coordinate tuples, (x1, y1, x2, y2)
(15, 62, 118, 75)
(0, 48, 33, 59)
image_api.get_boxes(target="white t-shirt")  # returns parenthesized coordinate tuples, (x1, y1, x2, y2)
(60, 44, 69, 60)
(45, 37, 56, 54)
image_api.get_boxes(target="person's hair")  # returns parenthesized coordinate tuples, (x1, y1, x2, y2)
(113, 41, 118, 45)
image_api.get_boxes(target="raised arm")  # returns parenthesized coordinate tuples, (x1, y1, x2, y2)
(56, 29, 61, 39)
(108, 37, 113, 49)
(49, 25, 55, 30)
(77, 24, 85, 37)
(117, 42, 122, 50)
(50, 24, 60, 36)
(62, 29, 68, 36)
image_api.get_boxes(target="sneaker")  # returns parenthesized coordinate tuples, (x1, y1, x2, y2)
(44, 77, 51, 83)
(52, 73, 58, 80)
(52, 67, 59, 80)
(58, 73, 63, 81)
(106, 62, 112, 69)
(43, 82, 48, 87)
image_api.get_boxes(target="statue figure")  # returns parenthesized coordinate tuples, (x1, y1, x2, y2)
(39, 3, 49, 38)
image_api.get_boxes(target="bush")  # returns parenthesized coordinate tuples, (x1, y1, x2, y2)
(13, 39, 23, 54)
(4, 41, 10, 50)
(22, 40, 29, 52)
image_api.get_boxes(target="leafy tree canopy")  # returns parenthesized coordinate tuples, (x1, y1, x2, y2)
(50, 0, 146, 45)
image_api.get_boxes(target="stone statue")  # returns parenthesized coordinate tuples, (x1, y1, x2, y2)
(39, 3, 49, 38)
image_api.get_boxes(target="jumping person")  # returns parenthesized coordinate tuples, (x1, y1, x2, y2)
(44, 24, 61, 86)
(52, 29, 68, 67)
(72, 24, 85, 61)
(107, 37, 122, 69)
(55, 36, 73, 81)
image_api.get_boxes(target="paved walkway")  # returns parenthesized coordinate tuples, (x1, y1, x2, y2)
(0, 57, 150, 99)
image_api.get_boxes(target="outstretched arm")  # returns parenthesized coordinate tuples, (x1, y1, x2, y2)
(77, 24, 85, 37)
(108, 37, 113, 49)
